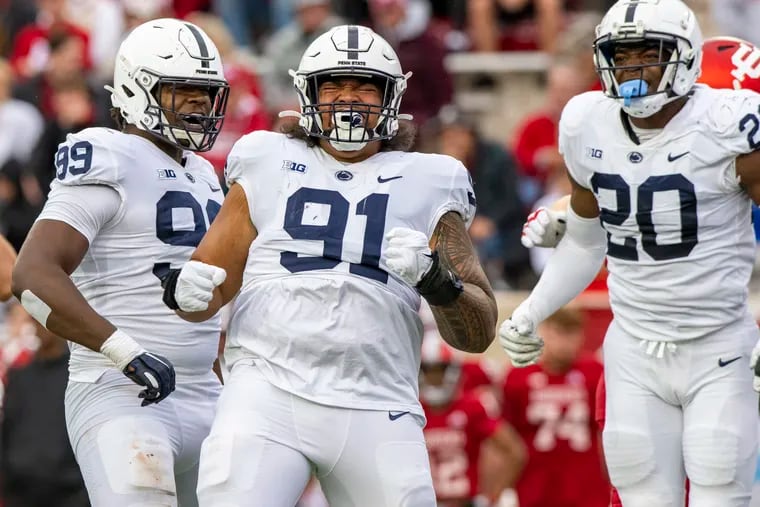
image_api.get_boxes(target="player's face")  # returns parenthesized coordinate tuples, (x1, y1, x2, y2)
(158, 84, 213, 134)
(540, 323, 584, 370)
(421, 363, 447, 388)
(612, 44, 668, 93)
(317, 77, 383, 131)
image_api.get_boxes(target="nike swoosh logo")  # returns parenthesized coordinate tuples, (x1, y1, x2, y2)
(388, 411, 410, 421)
(377, 175, 403, 183)
(718, 356, 742, 367)
(667, 151, 690, 162)
(207, 182, 221, 192)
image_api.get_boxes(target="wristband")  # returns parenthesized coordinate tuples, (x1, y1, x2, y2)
(161, 268, 182, 310)
(416, 251, 464, 306)
(100, 329, 145, 370)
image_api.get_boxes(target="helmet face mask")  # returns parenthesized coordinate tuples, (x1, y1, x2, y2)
(289, 25, 411, 152)
(150, 75, 229, 152)
(419, 361, 462, 407)
(302, 72, 397, 150)
(419, 336, 461, 407)
(109, 19, 230, 152)
(593, 0, 702, 118)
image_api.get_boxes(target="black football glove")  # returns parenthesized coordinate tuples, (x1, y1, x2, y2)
(123, 352, 176, 407)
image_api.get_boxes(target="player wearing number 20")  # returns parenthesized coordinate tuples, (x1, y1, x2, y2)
(160, 24, 497, 507)
(499, 1, 760, 506)
(11, 19, 229, 506)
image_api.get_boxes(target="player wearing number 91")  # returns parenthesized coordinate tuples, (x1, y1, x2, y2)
(11, 19, 229, 507)
(159, 24, 497, 507)
(499, 1, 760, 506)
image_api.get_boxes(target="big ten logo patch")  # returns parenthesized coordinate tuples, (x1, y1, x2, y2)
(282, 160, 307, 173)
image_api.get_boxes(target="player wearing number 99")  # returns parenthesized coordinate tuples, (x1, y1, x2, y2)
(498, 1, 760, 506)
(11, 19, 229, 507)
(159, 24, 497, 507)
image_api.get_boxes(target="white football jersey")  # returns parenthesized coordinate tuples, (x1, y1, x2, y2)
(42, 128, 223, 380)
(224, 131, 475, 417)
(560, 85, 759, 341)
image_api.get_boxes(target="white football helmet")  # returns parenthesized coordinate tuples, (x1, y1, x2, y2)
(284, 25, 412, 152)
(594, 0, 702, 118)
(107, 18, 229, 151)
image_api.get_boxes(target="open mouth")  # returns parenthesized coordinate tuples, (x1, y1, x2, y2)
(179, 114, 208, 133)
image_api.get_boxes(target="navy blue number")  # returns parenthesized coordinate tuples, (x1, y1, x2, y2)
(280, 188, 390, 282)
(591, 173, 638, 260)
(740, 106, 760, 150)
(280, 188, 349, 272)
(350, 194, 389, 282)
(55, 146, 69, 180)
(638, 175, 697, 260)
(55, 141, 93, 180)
(206, 199, 221, 224)
(592, 172, 698, 261)
(152, 192, 221, 281)
(156, 191, 207, 247)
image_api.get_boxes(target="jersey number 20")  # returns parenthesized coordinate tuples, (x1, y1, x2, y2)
(591, 172, 698, 261)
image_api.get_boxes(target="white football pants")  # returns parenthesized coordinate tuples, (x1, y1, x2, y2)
(196, 362, 436, 507)
(65, 369, 221, 506)
(602, 316, 759, 507)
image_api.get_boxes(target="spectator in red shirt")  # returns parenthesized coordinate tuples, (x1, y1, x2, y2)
(9, 0, 91, 79)
(510, 61, 587, 204)
(502, 307, 609, 507)
(12, 30, 91, 120)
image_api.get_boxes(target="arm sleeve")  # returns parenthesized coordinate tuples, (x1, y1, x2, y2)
(36, 184, 121, 244)
(513, 205, 607, 326)
(224, 130, 282, 225)
(427, 160, 477, 236)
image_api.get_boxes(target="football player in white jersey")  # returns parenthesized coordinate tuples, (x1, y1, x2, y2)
(160, 24, 498, 507)
(11, 19, 229, 507)
(499, 1, 760, 507)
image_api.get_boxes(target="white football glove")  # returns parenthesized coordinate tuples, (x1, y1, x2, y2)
(521, 207, 567, 248)
(750, 338, 760, 392)
(175, 260, 227, 312)
(499, 312, 544, 368)
(384, 227, 433, 286)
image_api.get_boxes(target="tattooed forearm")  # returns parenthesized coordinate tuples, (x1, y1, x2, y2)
(427, 212, 498, 353)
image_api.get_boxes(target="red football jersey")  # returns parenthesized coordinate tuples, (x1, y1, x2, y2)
(503, 354, 608, 507)
(423, 393, 500, 503)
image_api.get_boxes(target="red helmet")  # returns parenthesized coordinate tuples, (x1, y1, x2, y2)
(699, 36, 760, 92)
(419, 336, 461, 406)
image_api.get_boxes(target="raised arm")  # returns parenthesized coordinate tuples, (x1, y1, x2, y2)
(163, 182, 258, 322)
(427, 211, 498, 353)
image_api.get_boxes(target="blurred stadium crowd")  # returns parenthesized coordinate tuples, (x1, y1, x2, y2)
(0, 0, 757, 506)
